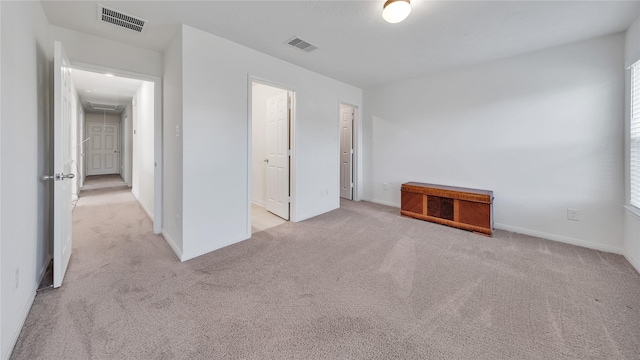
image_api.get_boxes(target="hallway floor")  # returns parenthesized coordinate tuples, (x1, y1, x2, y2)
(252, 203, 286, 233)
(80, 174, 128, 192)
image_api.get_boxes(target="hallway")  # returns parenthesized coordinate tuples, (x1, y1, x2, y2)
(11, 186, 176, 359)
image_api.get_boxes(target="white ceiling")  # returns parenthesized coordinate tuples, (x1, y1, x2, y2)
(42, 0, 640, 88)
(71, 69, 142, 113)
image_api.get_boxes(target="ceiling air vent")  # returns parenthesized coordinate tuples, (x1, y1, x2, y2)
(97, 4, 147, 33)
(285, 37, 317, 53)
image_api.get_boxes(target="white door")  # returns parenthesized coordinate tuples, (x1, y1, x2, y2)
(87, 122, 120, 175)
(53, 41, 74, 288)
(265, 92, 290, 220)
(340, 105, 354, 200)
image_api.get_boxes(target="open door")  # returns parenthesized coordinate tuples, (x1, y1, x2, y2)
(52, 41, 74, 288)
(265, 92, 290, 220)
(340, 104, 354, 200)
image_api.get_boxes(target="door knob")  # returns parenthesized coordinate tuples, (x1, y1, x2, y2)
(264, 159, 269, 163)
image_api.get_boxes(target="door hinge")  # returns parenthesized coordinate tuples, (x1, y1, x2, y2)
(351, 183, 354, 188)
(287, 149, 292, 156)
(350, 149, 354, 154)
(287, 196, 291, 203)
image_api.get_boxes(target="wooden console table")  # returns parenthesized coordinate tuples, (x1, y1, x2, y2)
(400, 182, 493, 236)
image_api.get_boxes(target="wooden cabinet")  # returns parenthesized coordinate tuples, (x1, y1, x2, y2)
(400, 182, 493, 236)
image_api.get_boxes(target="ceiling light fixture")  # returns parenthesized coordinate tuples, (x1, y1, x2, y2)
(382, 0, 411, 24)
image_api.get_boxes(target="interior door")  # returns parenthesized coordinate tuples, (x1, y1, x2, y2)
(53, 41, 74, 288)
(265, 92, 290, 220)
(87, 122, 120, 175)
(340, 105, 354, 200)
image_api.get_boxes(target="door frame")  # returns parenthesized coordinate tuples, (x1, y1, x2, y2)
(70, 61, 163, 234)
(247, 76, 297, 235)
(339, 101, 360, 202)
(85, 121, 120, 176)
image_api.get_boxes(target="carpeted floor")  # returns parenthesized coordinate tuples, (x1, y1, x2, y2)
(10, 187, 640, 359)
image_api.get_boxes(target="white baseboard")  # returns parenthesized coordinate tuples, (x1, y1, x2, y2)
(494, 223, 623, 255)
(139, 201, 154, 222)
(625, 253, 640, 275)
(162, 230, 183, 262)
(251, 200, 265, 207)
(132, 192, 154, 221)
(366, 199, 625, 255)
(370, 199, 400, 208)
(2, 287, 37, 360)
(181, 235, 250, 262)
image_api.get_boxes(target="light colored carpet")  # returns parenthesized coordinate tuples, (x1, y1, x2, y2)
(81, 174, 128, 191)
(10, 187, 640, 359)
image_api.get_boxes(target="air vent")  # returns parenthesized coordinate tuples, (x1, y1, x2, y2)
(86, 102, 124, 112)
(285, 37, 317, 53)
(97, 4, 147, 33)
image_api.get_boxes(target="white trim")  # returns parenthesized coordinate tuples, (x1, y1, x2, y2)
(2, 287, 36, 360)
(494, 223, 623, 255)
(368, 199, 624, 255)
(625, 51, 640, 69)
(625, 204, 640, 220)
(181, 235, 250, 262)
(161, 231, 183, 262)
(625, 253, 640, 275)
(133, 191, 154, 221)
(370, 198, 400, 208)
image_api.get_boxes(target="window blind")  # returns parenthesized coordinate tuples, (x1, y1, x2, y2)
(631, 61, 640, 208)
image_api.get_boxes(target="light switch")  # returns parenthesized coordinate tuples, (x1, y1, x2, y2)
(175, 125, 181, 137)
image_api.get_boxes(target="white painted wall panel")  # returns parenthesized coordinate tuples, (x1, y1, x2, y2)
(0, 1, 51, 358)
(162, 30, 184, 258)
(48, 25, 163, 78)
(132, 81, 155, 220)
(181, 25, 362, 260)
(364, 34, 625, 253)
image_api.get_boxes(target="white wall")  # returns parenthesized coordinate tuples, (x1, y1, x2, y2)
(162, 29, 183, 257)
(132, 82, 155, 220)
(624, 15, 640, 273)
(121, 103, 133, 186)
(251, 83, 287, 206)
(48, 25, 163, 78)
(85, 112, 120, 124)
(0, 2, 51, 358)
(179, 25, 362, 261)
(364, 33, 625, 254)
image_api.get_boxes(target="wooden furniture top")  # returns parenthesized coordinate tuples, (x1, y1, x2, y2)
(401, 182, 493, 204)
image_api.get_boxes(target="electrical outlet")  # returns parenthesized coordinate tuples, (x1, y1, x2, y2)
(175, 125, 181, 137)
(567, 208, 580, 221)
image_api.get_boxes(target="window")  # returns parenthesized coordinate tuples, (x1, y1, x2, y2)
(631, 60, 640, 209)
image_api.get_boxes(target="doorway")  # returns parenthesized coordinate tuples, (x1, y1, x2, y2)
(69, 65, 161, 232)
(250, 81, 293, 233)
(340, 103, 356, 200)
(86, 120, 120, 176)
